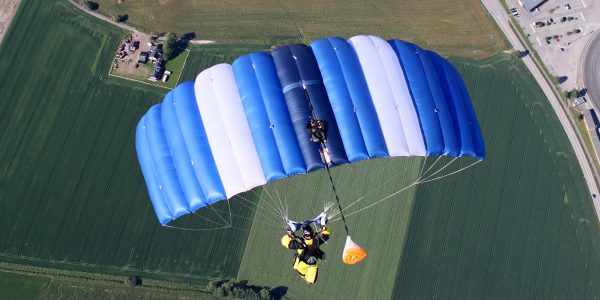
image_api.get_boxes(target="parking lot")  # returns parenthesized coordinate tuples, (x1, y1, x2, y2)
(506, 0, 599, 92)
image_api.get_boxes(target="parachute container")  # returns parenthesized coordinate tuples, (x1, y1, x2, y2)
(342, 236, 367, 265)
(135, 35, 485, 225)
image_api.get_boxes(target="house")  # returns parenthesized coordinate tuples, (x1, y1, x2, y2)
(149, 58, 165, 81)
(522, 0, 548, 12)
(148, 44, 163, 62)
(138, 52, 149, 64)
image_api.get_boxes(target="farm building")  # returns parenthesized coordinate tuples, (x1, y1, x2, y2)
(138, 52, 148, 64)
(149, 58, 165, 81)
(149, 44, 163, 62)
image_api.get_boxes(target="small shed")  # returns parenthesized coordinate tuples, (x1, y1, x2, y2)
(130, 41, 140, 51)
(138, 52, 149, 64)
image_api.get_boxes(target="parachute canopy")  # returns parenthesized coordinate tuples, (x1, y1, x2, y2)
(136, 35, 485, 225)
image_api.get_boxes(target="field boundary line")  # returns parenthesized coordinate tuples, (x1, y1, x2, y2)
(173, 48, 191, 87)
(108, 73, 171, 90)
(0, 252, 223, 281)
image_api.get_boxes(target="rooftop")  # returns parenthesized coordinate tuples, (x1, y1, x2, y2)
(522, 0, 548, 11)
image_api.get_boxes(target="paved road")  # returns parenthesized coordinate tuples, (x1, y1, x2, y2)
(583, 32, 600, 110)
(481, 0, 600, 220)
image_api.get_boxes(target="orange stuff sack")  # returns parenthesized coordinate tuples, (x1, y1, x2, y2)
(342, 236, 367, 265)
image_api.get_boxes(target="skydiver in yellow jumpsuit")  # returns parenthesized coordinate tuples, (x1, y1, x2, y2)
(281, 215, 330, 284)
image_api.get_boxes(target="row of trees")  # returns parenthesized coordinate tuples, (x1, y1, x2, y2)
(206, 279, 275, 299)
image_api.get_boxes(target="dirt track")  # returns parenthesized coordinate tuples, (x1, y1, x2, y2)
(0, 0, 21, 45)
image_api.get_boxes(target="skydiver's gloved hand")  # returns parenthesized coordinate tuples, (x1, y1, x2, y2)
(314, 212, 328, 228)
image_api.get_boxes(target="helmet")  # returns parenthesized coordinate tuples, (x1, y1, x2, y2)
(301, 225, 314, 239)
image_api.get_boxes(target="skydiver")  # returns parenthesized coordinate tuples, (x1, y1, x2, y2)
(281, 213, 330, 284)
(306, 119, 327, 143)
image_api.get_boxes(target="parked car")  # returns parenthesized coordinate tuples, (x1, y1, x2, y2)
(572, 97, 587, 107)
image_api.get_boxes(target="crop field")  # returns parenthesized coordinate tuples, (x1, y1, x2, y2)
(0, 1, 257, 283)
(392, 56, 600, 299)
(178, 44, 270, 83)
(237, 56, 600, 298)
(92, 0, 507, 58)
(0, 271, 50, 299)
(238, 157, 422, 299)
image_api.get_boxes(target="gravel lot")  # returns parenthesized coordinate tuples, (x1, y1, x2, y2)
(0, 0, 22, 46)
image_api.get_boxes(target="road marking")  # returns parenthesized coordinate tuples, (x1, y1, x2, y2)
(530, 23, 537, 33)
(536, 36, 543, 46)
(581, 0, 586, 8)
(580, 13, 586, 22)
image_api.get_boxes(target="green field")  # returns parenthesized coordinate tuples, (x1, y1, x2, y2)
(92, 0, 507, 58)
(179, 44, 271, 83)
(0, 1, 599, 299)
(0, 271, 50, 300)
(237, 56, 600, 298)
(0, 1, 254, 284)
(392, 56, 600, 299)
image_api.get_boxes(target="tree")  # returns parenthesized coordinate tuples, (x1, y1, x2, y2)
(206, 279, 274, 299)
(125, 276, 141, 286)
(259, 288, 272, 300)
(570, 89, 579, 99)
(565, 90, 572, 99)
(162, 32, 177, 61)
(82, 1, 99, 10)
(112, 14, 128, 22)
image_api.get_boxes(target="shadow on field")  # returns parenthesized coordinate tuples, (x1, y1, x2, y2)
(271, 286, 288, 299)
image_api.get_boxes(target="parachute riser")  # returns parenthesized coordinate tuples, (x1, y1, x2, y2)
(301, 85, 351, 237)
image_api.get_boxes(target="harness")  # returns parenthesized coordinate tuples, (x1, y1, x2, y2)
(295, 237, 325, 265)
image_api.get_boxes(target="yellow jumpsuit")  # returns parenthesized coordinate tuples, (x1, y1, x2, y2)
(281, 226, 330, 284)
